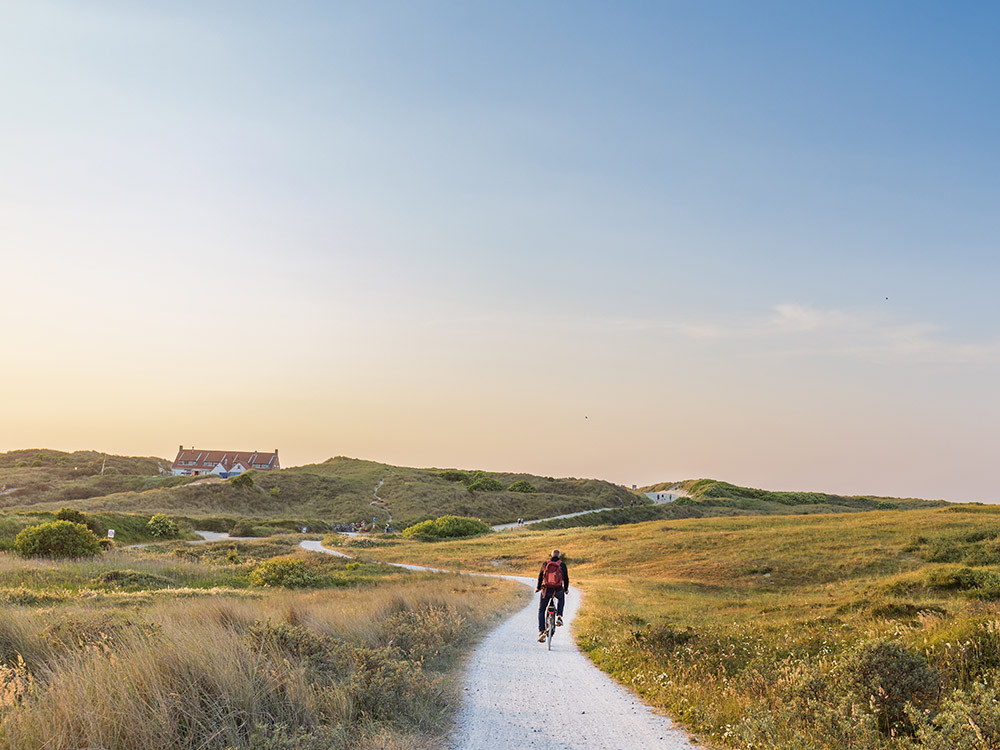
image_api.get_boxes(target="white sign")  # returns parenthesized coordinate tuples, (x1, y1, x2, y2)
(107, 529, 115, 539)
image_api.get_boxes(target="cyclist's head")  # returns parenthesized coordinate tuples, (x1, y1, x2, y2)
(551, 549, 561, 559)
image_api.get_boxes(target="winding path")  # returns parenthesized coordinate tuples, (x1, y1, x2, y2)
(299, 539, 697, 749)
(492, 489, 687, 531)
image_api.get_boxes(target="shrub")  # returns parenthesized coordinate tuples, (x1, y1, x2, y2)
(231, 520, 266, 537)
(55, 507, 103, 535)
(438, 470, 468, 483)
(401, 515, 491, 540)
(92, 569, 173, 590)
(841, 638, 938, 734)
(912, 683, 1000, 748)
(922, 541, 962, 563)
(268, 487, 282, 498)
(145, 514, 179, 538)
(250, 557, 321, 588)
(230, 472, 254, 488)
(466, 477, 504, 493)
(14, 521, 100, 558)
(506, 480, 537, 493)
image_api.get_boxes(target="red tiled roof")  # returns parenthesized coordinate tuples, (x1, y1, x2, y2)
(172, 447, 279, 472)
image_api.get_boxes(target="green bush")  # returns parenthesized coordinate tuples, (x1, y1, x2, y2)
(250, 557, 321, 588)
(912, 683, 1000, 748)
(506, 480, 537, 493)
(841, 638, 938, 734)
(401, 515, 490, 540)
(230, 472, 254, 488)
(438, 470, 468, 483)
(231, 520, 267, 537)
(92, 569, 173, 590)
(145, 514, 179, 538)
(466, 477, 504, 493)
(14, 521, 100, 558)
(55, 507, 103, 535)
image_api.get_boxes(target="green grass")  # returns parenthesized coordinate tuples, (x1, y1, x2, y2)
(0, 536, 408, 598)
(356, 505, 1000, 749)
(643, 478, 944, 513)
(4, 453, 636, 528)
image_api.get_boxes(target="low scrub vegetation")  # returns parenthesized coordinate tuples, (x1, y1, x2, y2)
(358, 505, 1000, 749)
(145, 513, 179, 538)
(466, 476, 504, 493)
(17, 455, 634, 528)
(14, 521, 100, 558)
(0, 548, 521, 749)
(401, 516, 491, 541)
(249, 557, 322, 588)
(506, 480, 537, 493)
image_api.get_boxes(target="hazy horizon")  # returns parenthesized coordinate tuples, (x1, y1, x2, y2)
(2, 3, 997, 504)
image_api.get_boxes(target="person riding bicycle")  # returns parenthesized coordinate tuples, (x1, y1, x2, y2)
(536, 549, 569, 642)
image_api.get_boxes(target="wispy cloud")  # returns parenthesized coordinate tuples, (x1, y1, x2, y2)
(602, 304, 1000, 365)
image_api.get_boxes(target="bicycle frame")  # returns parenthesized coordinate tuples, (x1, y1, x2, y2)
(545, 597, 558, 650)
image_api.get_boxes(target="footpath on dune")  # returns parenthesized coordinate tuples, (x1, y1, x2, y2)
(298, 538, 697, 750)
(491, 489, 687, 531)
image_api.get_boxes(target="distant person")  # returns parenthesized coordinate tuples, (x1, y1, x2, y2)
(536, 549, 569, 642)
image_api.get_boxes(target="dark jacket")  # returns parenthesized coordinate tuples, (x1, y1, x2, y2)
(536, 557, 569, 591)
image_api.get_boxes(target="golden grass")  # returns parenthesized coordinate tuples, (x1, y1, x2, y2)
(0, 553, 524, 749)
(354, 506, 1000, 748)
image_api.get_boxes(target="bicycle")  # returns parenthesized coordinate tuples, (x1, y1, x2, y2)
(544, 595, 558, 650)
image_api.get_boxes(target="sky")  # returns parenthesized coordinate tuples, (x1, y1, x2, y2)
(1, 1, 997, 502)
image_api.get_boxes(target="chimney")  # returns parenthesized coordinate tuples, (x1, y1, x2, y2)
(179, 444, 183, 453)
(274, 449, 278, 455)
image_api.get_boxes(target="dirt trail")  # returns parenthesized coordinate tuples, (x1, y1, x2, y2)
(300, 539, 697, 749)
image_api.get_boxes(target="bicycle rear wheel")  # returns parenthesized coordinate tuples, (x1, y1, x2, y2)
(547, 611, 555, 650)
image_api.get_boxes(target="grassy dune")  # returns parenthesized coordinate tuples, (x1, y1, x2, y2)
(3, 452, 634, 528)
(355, 506, 1000, 749)
(0, 538, 523, 749)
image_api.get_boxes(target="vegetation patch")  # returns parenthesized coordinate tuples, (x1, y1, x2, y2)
(230, 519, 272, 537)
(15, 521, 100, 558)
(91, 569, 174, 591)
(356, 506, 1000, 750)
(145, 513, 179, 538)
(401, 516, 491, 541)
(506, 480, 537, 493)
(0, 567, 521, 749)
(466, 477, 504, 493)
(250, 557, 322, 588)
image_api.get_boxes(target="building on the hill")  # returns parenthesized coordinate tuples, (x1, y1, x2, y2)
(171, 445, 279, 478)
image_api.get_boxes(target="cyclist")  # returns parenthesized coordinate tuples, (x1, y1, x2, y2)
(536, 548, 569, 642)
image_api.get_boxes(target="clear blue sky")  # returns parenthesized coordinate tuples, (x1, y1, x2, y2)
(1, 2, 997, 501)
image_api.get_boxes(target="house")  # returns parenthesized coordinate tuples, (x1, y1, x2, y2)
(171, 445, 280, 478)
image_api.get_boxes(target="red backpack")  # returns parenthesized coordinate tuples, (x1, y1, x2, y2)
(543, 559, 564, 589)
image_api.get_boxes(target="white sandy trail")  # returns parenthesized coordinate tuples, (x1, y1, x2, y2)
(492, 490, 687, 531)
(300, 539, 697, 750)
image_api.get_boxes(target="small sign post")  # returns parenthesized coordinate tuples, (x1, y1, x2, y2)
(107, 529, 115, 539)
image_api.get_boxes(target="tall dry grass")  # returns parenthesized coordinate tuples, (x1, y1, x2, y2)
(0, 577, 522, 749)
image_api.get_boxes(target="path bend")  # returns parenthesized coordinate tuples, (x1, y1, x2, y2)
(300, 539, 697, 749)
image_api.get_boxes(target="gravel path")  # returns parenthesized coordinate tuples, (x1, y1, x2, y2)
(492, 489, 688, 531)
(300, 539, 697, 749)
